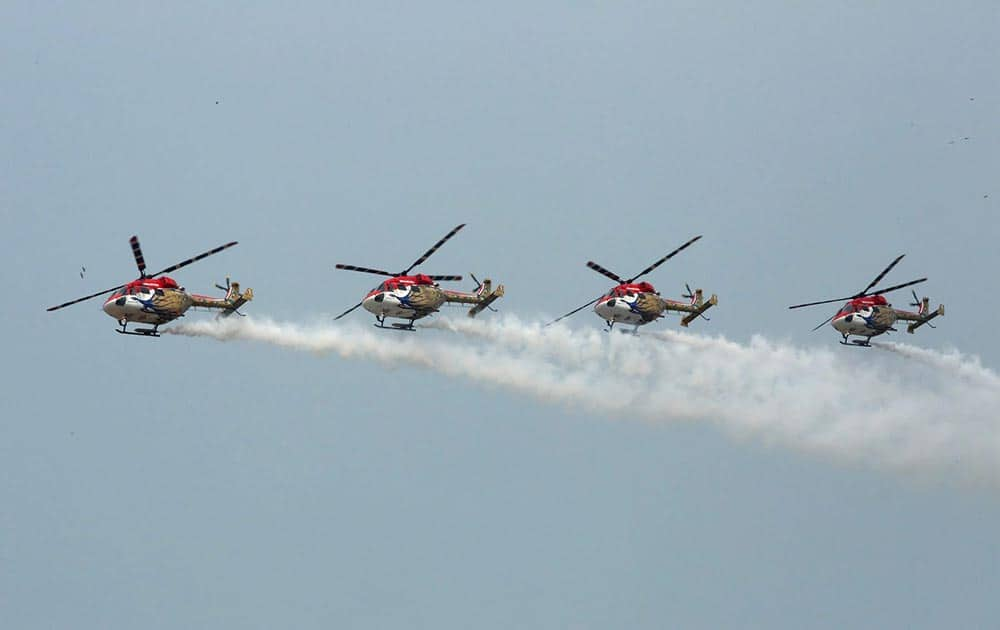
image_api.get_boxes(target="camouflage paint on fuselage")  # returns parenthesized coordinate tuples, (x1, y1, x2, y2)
(593, 282, 716, 328)
(829, 294, 941, 340)
(102, 276, 253, 326)
(362, 274, 505, 322)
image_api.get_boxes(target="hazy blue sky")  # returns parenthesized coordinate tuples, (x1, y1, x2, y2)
(3, 2, 998, 628)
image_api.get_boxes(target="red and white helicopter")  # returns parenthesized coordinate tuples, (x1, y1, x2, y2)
(549, 235, 718, 333)
(334, 223, 504, 331)
(47, 235, 253, 337)
(788, 254, 944, 347)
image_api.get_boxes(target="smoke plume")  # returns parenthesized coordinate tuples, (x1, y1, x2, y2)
(165, 316, 1000, 485)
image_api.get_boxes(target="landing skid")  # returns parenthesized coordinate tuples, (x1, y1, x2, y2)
(604, 320, 641, 335)
(373, 316, 417, 332)
(840, 335, 871, 348)
(116, 320, 160, 337)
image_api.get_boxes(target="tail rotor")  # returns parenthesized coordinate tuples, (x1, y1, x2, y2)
(470, 273, 498, 312)
(909, 289, 933, 327)
(214, 276, 247, 317)
(682, 283, 710, 321)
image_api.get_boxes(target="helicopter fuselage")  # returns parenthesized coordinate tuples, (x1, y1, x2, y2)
(788, 254, 943, 346)
(592, 281, 711, 329)
(102, 277, 192, 325)
(335, 223, 504, 328)
(593, 282, 663, 326)
(827, 294, 934, 344)
(358, 274, 504, 326)
(47, 235, 251, 336)
(361, 275, 447, 321)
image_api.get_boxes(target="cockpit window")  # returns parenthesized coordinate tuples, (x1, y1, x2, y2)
(840, 302, 856, 313)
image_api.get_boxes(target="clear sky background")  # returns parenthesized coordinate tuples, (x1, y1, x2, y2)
(2, 2, 998, 628)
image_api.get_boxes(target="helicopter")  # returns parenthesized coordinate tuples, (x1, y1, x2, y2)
(788, 254, 944, 347)
(46, 235, 253, 337)
(334, 223, 504, 331)
(549, 235, 718, 333)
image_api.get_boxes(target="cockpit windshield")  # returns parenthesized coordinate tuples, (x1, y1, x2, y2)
(839, 301, 856, 314)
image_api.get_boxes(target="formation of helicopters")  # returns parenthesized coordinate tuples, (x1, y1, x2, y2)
(47, 227, 946, 348)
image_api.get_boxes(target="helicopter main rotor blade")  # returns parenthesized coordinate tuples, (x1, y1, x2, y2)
(47, 284, 126, 312)
(586, 261, 623, 283)
(427, 275, 462, 281)
(334, 301, 365, 320)
(401, 224, 465, 275)
(546, 296, 600, 326)
(129, 235, 147, 277)
(866, 277, 927, 297)
(149, 241, 238, 277)
(789, 277, 928, 310)
(335, 264, 394, 276)
(811, 313, 837, 331)
(626, 235, 702, 283)
(857, 254, 904, 297)
(788, 296, 857, 309)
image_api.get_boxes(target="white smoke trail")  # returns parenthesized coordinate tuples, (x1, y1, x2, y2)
(166, 316, 1000, 485)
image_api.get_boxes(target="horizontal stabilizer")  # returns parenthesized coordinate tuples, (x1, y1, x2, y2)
(441, 276, 505, 318)
(190, 277, 254, 316)
(680, 294, 718, 327)
(907, 304, 944, 334)
(468, 282, 505, 318)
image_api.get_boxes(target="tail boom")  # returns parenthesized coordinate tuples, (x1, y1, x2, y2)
(679, 293, 718, 327)
(190, 278, 254, 317)
(902, 303, 944, 334)
(662, 288, 718, 327)
(442, 278, 505, 318)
